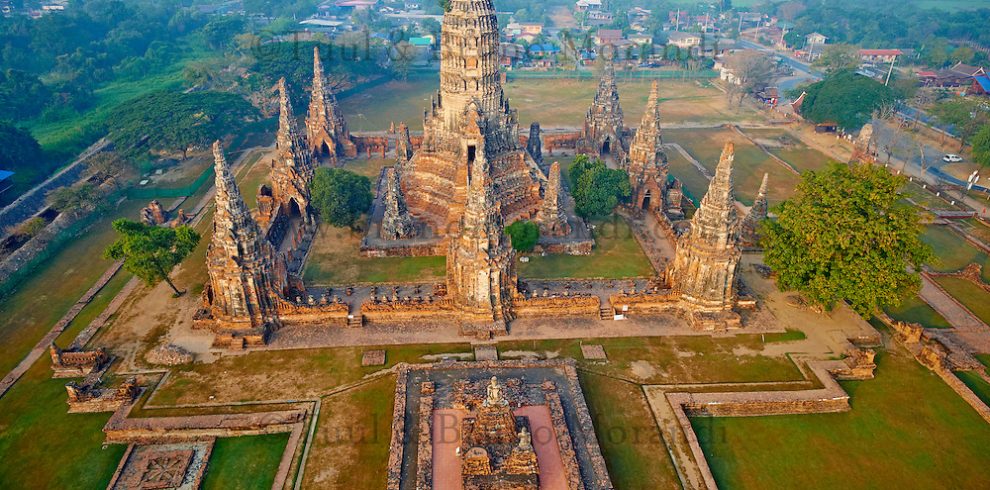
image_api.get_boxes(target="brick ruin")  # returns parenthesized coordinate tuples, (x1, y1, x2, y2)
(577, 57, 626, 159)
(668, 143, 744, 330)
(139, 200, 190, 228)
(49, 342, 110, 377)
(739, 173, 770, 248)
(397, 0, 547, 238)
(306, 46, 357, 164)
(386, 360, 614, 490)
(196, 0, 761, 346)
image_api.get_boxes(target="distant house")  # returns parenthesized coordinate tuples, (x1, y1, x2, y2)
(586, 10, 614, 25)
(529, 43, 560, 57)
(859, 49, 902, 65)
(575, 0, 603, 13)
(757, 87, 779, 107)
(971, 74, 990, 96)
(628, 34, 653, 46)
(805, 32, 827, 61)
(934, 62, 987, 88)
(505, 22, 544, 38)
(499, 42, 524, 68)
(334, 0, 377, 11)
(595, 29, 624, 46)
(667, 31, 702, 49)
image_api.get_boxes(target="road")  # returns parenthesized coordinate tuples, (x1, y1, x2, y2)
(736, 38, 822, 93)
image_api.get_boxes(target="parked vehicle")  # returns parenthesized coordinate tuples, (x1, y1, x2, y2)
(943, 154, 964, 163)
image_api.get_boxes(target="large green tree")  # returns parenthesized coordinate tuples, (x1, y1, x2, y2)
(569, 155, 631, 218)
(506, 220, 539, 252)
(930, 98, 990, 151)
(797, 70, 897, 132)
(106, 91, 259, 158)
(310, 168, 372, 229)
(971, 125, 990, 167)
(104, 219, 200, 296)
(762, 163, 933, 317)
(0, 121, 43, 173)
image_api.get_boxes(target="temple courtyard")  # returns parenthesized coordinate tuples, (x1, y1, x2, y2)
(3, 6, 990, 489)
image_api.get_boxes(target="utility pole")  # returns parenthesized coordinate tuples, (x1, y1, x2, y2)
(884, 55, 897, 86)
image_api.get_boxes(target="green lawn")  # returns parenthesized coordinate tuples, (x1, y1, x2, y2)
(666, 128, 801, 206)
(744, 128, 835, 174)
(955, 370, 990, 407)
(0, 356, 125, 489)
(933, 276, 990, 326)
(692, 350, 990, 489)
(517, 217, 655, 279)
(0, 199, 145, 375)
(303, 375, 395, 489)
(921, 225, 990, 281)
(201, 433, 289, 490)
(902, 180, 961, 211)
(884, 295, 952, 329)
(666, 148, 710, 206)
(579, 371, 680, 489)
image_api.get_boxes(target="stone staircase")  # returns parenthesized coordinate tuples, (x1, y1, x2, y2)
(599, 302, 614, 320)
(347, 315, 364, 328)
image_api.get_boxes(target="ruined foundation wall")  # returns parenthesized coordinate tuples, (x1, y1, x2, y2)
(513, 295, 600, 319)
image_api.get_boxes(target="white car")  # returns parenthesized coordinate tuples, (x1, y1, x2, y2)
(943, 154, 964, 163)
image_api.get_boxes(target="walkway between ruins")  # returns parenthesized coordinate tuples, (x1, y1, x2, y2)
(919, 274, 990, 353)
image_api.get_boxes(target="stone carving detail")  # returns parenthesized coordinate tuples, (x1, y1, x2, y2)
(670, 142, 741, 315)
(739, 173, 769, 247)
(626, 80, 668, 213)
(536, 161, 570, 236)
(306, 46, 356, 161)
(578, 57, 625, 158)
(398, 0, 546, 234)
(264, 78, 314, 227)
(381, 167, 418, 240)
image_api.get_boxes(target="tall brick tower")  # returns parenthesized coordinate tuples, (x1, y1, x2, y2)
(627, 80, 667, 212)
(206, 141, 285, 331)
(446, 106, 517, 335)
(400, 0, 545, 234)
(267, 78, 314, 226)
(670, 142, 741, 318)
(306, 46, 355, 161)
(578, 57, 625, 158)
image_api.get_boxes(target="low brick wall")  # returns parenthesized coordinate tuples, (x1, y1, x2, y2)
(513, 295, 600, 319)
(609, 291, 679, 314)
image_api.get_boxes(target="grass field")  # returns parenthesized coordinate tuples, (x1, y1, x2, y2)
(901, 180, 961, 211)
(0, 356, 125, 489)
(883, 295, 952, 329)
(303, 224, 446, 285)
(921, 225, 990, 281)
(0, 199, 146, 375)
(579, 372, 680, 488)
(932, 276, 990, 326)
(338, 76, 757, 132)
(743, 128, 835, 174)
(955, 370, 990, 407)
(693, 349, 990, 489)
(303, 375, 395, 489)
(666, 128, 801, 206)
(666, 147, 711, 205)
(201, 433, 289, 490)
(517, 217, 655, 279)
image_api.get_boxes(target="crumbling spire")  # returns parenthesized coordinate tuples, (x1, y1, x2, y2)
(740, 173, 769, 247)
(669, 141, 741, 312)
(578, 54, 624, 157)
(306, 45, 354, 160)
(627, 80, 668, 212)
(380, 167, 417, 240)
(527, 122, 543, 167)
(536, 161, 569, 236)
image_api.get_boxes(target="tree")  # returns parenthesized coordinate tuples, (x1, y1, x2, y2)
(569, 155, 631, 218)
(762, 163, 933, 317)
(815, 44, 861, 73)
(506, 220, 539, 252)
(311, 168, 372, 228)
(85, 151, 126, 184)
(0, 121, 43, 173)
(0, 69, 51, 119)
(104, 219, 200, 296)
(798, 70, 897, 131)
(971, 125, 990, 167)
(46, 182, 103, 213)
(721, 50, 776, 106)
(930, 97, 990, 151)
(106, 91, 259, 158)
